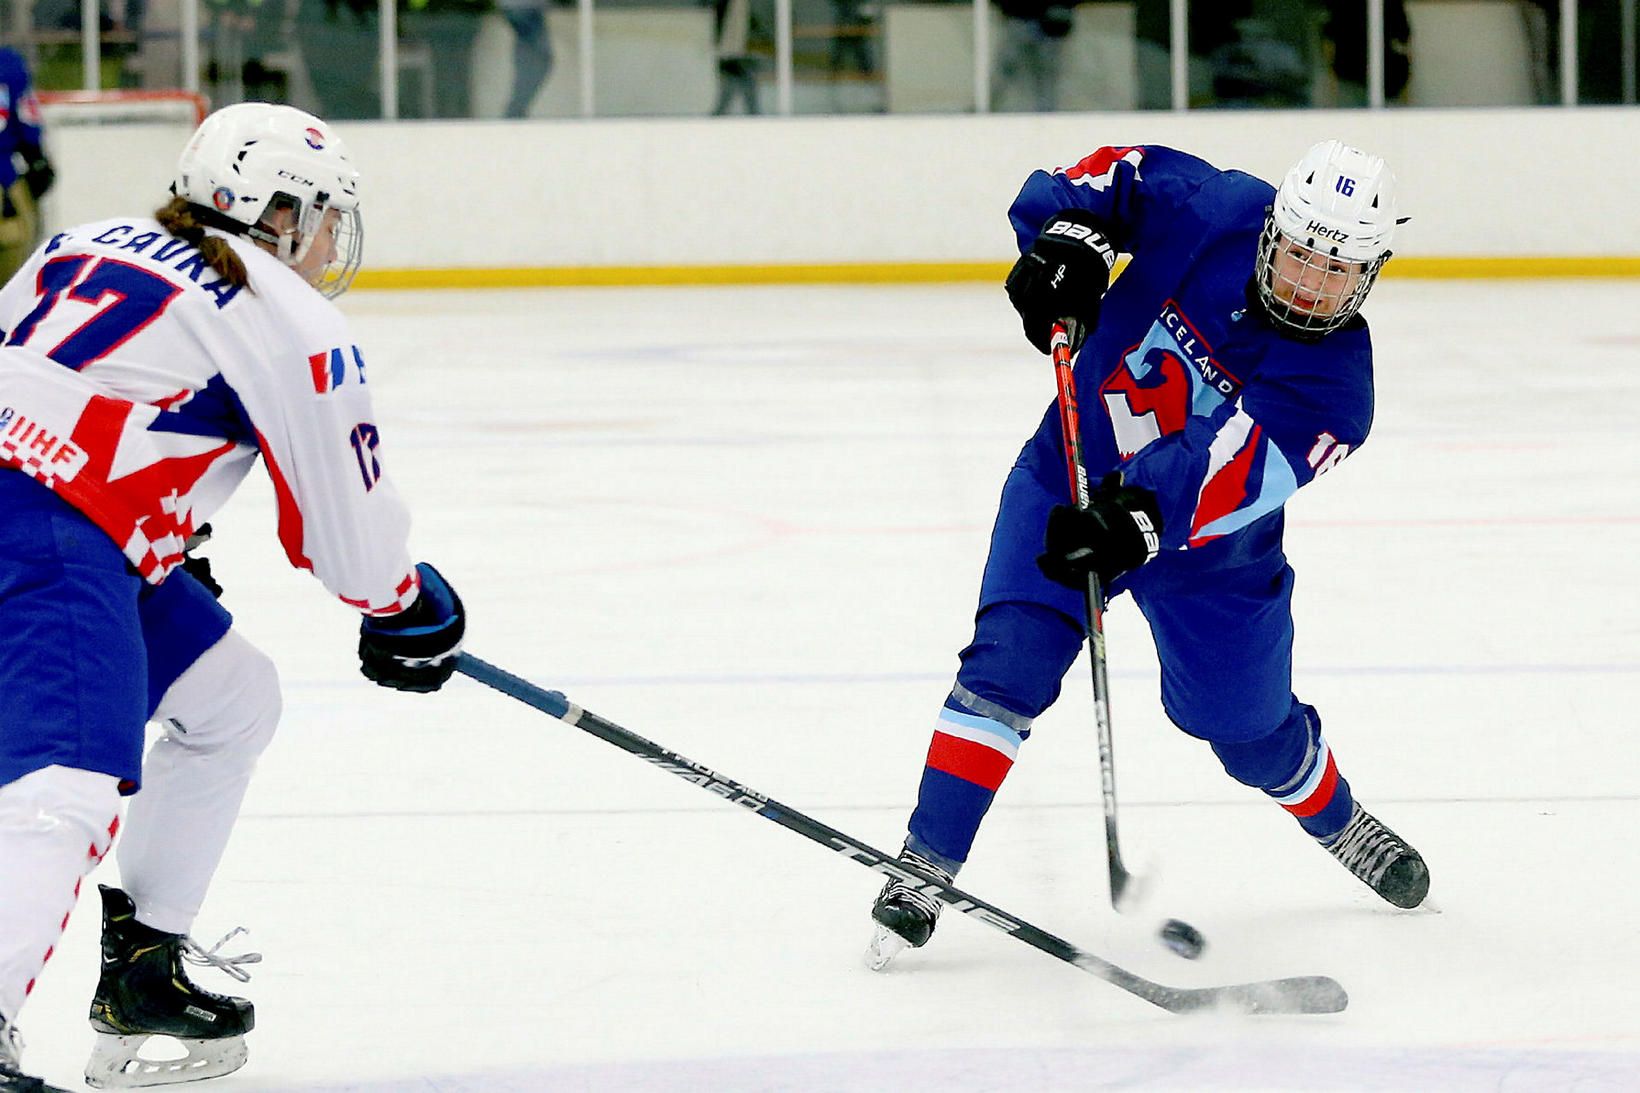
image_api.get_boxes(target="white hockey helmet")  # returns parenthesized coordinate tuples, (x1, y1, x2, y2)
(1254, 139, 1401, 336)
(173, 102, 363, 298)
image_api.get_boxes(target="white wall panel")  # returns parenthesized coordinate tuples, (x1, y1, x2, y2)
(39, 107, 1640, 271)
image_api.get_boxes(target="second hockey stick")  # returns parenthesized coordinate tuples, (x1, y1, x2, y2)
(1049, 319, 1136, 910)
(454, 651, 1346, 1015)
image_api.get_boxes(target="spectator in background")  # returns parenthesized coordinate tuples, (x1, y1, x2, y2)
(829, 0, 876, 78)
(298, 0, 485, 119)
(400, 0, 488, 118)
(1319, 0, 1410, 105)
(205, 0, 293, 104)
(1518, 0, 1639, 105)
(0, 48, 54, 284)
(713, 0, 762, 115)
(1209, 16, 1311, 107)
(994, 0, 1076, 112)
(499, 0, 554, 117)
(298, 0, 385, 118)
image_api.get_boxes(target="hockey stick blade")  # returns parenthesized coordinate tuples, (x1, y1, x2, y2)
(454, 653, 1348, 1016)
(1088, 963, 1349, 1016)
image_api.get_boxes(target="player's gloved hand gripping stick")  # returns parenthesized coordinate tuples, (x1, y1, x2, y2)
(452, 651, 1345, 1015)
(358, 562, 466, 692)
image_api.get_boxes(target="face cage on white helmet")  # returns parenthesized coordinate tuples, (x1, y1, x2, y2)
(1253, 214, 1386, 337)
(313, 204, 363, 299)
(247, 192, 363, 300)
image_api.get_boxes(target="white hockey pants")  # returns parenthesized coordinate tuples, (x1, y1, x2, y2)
(0, 628, 279, 1024)
(0, 765, 121, 1022)
(118, 628, 282, 935)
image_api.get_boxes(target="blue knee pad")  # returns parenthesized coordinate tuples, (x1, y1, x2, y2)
(1211, 701, 1353, 837)
(1211, 701, 1318, 791)
(954, 600, 1086, 726)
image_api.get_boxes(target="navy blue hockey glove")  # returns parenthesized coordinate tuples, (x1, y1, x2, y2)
(1005, 208, 1117, 355)
(180, 523, 223, 599)
(358, 562, 465, 693)
(20, 143, 54, 200)
(1037, 475, 1164, 590)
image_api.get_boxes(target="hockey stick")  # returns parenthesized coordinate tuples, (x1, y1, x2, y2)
(1050, 319, 1136, 910)
(454, 652, 1346, 1015)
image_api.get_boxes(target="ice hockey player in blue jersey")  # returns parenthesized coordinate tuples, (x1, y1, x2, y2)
(867, 139, 1430, 967)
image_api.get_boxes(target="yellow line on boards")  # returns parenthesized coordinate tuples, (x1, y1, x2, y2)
(352, 256, 1640, 291)
(1382, 256, 1640, 279)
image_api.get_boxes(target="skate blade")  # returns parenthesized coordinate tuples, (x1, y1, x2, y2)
(865, 925, 911, 972)
(85, 1031, 248, 1089)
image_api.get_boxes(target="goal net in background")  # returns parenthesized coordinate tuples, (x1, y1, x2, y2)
(39, 89, 210, 128)
(36, 90, 210, 234)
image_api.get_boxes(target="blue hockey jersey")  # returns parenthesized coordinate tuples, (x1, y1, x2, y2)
(1008, 145, 1374, 578)
(0, 48, 44, 192)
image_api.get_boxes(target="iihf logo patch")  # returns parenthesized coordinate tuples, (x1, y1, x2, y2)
(304, 127, 325, 150)
(212, 186, 235, 211)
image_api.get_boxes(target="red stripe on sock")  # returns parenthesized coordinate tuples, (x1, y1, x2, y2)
(926, 732, 1015, 792)
(1283, 752, 1340, 818)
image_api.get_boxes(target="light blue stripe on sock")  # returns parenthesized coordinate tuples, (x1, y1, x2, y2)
(937, 707, 1024, 750)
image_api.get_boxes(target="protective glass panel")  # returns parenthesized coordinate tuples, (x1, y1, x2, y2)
(1575, 0, 1638, 104)
(1188, 0, 1323, 109)
(880, 1, 979, 113)
(581, 0, 721, 117)
(1311, 2, 1411, 107)
(792, 0, 883, 114)
(3, 0, 136, 91)
(1402, 0, 1550, 106)
(991, 0, 1141, 112)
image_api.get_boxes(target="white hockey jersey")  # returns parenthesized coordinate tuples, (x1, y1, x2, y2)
(0, 217, 418, 615)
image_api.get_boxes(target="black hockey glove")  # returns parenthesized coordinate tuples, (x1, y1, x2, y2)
(1004, 208, 1117, 355)
(19, 143, 54, 200)
(1037, 474, 1164, 590)
(358, 562, 465, 693)
(180, 523, 223, 599)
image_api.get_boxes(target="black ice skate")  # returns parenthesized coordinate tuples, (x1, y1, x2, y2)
(85, 886, 258, 1089)
(1319, 803, 1430, 909)
(1, 1018, 72, 1093)
(866, 848, 953, 971)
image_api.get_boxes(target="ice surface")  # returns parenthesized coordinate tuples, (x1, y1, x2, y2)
(16, 280, 1640, 1091)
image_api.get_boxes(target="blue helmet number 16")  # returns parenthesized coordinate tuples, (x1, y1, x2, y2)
(1335, 176, 1357, 196)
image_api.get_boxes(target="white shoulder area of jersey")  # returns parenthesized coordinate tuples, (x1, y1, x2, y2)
(216, 231, 351, 331)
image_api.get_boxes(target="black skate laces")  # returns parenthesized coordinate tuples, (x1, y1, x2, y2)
(180, 927, 261, 984)
(1324, 804, 1409, 887)
(882, 851, 951, 919)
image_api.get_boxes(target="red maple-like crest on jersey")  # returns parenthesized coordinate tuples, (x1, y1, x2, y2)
(1063, 146, 1146, 192)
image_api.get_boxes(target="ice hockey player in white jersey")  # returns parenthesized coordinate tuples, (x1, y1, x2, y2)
(0, 103, 465, 1092)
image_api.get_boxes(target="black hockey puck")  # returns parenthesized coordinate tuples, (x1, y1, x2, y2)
(1158, 918, 1206, 960)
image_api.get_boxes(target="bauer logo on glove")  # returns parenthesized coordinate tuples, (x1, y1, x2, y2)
(1036, 475, 1164, 590)
(1042, 217, 1117, 270)
(1005, 208, 1117, 355)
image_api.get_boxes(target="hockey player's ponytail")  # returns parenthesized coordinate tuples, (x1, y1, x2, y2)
(155, 196, 251, 293)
